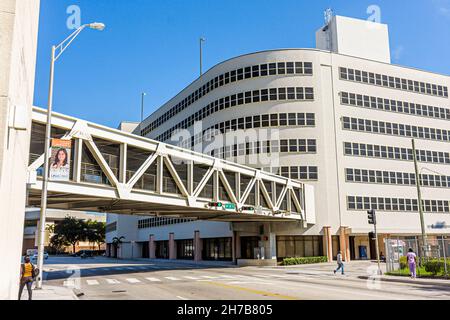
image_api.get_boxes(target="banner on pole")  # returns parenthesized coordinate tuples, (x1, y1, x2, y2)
(49, 139, 72, 181)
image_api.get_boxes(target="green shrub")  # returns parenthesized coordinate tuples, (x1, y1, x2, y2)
(423, 259, 450, 275)
(399, 256, 408, 269)
(281, 256, 328, 266)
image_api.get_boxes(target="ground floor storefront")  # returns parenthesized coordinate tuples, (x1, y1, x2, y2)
(106, 230, 449, 264)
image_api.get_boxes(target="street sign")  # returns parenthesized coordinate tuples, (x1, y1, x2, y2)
(224, 203, 236, 210)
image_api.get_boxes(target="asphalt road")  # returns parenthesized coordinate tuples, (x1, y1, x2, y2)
(41, 257, 450, 300)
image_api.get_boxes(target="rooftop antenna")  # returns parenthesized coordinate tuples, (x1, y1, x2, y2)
(324, 8, 334, 26)
(323, 8, 334, 51)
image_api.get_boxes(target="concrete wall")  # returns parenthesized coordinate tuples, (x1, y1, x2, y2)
(0, 0, 40, 300)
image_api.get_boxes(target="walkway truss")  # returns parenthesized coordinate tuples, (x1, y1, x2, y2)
(27, 107, 316, 223)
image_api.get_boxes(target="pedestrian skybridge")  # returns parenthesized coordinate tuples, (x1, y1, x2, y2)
(27, 107, 315, 224)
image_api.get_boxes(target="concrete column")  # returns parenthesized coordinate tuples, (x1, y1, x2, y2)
(235, 232, 241, 261)
(268, 233, 277, 260)
(339, 226, 350, 262)
(194, 230, 202, 261)
(231, 231, 236, 263)
(149, 234, 155, 259)
(345, 234, 351, 262)
(323, 226, 333, 262)
(169, 233, 176, 260)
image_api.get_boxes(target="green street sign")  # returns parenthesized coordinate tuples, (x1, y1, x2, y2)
(224, 203, 236, 210)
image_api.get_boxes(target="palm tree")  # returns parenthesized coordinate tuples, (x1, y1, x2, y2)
(111, 236, 125, 260)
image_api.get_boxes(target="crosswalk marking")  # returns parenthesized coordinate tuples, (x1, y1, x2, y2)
(165, 276, 180, 281)
(126, 278, 141, 283)
(146, 277, 161, 282)
(86, 280, 99, 285)
(106, 279, 120, 284)
(253, 274, 273, 278)
(200, 275, 219, 279)
(63, 280, 75, 287)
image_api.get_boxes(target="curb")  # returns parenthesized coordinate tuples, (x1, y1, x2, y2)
(358, 275, 450, 287)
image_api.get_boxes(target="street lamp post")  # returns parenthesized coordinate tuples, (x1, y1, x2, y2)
(35, 22, 105, 289)
(199, 37, 206, 76)
(411, 138, 427, 256)
(141, 92, 146, 122)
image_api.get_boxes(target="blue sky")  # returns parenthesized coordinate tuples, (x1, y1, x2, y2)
(33, 0, 450, 128)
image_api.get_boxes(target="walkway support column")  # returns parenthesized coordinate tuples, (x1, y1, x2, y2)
(149, 234, 155, 259)
(169, 233, 176, 260)
(194, 230, 201, 261)
(234, 232, 241, 263)
(323, 226, 333, 262)
(268, 233, 277, 260)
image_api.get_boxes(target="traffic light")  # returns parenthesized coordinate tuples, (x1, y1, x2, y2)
(367, 209, 376, 225)
(208, 201, 223, 208)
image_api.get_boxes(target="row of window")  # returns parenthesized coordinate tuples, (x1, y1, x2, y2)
(105, 222, 117, 233)
(347, 196, 450, 213)
(339, 67, 448, 98)
(342, 116, 450, 143)
(137, 217, 194, 229)
(340, 92, 450, 121)
(345, 168, 450, 188)
(156, 87, 315, 142)
(141, 61, 314, 136)
(343, 142, 450, 165)
(209, 139, 317, 158)
(179, 112, 316, 149)
(260, 166, 319, 181)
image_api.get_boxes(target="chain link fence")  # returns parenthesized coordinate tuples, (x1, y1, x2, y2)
(385, 235, 449, 277)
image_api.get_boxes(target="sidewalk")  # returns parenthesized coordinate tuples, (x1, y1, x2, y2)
(358, 274, 450, 287)
(30, 284, 78, 300)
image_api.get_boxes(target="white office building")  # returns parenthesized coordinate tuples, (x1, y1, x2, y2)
(106, 15, 450, 264)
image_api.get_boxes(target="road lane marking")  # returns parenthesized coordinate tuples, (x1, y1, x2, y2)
(201, 275, 219, 279)
(146, 277, 161, 282)
(126, 278, 141, 283)
(203, 281, 299, 300)
(106, 279, 120, 284)
(218, 275, 236, 279)
(253, 274, 273, 278)
(183, 276, 200, 280)
(165, 277, 181, 281)
(86, 280, 99, 285)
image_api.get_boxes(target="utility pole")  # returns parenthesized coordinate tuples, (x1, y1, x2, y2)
(199, 37, 206, 76)
(411, 138, 427, 256)
(368, 209, 382, 275)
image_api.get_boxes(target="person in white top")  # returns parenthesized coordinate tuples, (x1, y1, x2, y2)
(406, 248, 417, 279)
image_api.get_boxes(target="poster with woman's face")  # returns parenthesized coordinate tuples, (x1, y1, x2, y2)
(49, 139, 72, 181)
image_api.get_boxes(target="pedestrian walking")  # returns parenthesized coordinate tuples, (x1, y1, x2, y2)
(18, 256, 37, 300)
(406, 248, 417, 279)
(334, 251, 344, 275)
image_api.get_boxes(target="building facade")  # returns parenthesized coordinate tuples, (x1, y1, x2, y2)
(0, 0, 40, 299)
(107, 15, 450, 263)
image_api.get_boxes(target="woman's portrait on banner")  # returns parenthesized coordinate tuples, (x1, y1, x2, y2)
(49, 139, 71, 181)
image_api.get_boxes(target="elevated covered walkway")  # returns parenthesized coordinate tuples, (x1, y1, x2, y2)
(27, 107, 316, 223)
